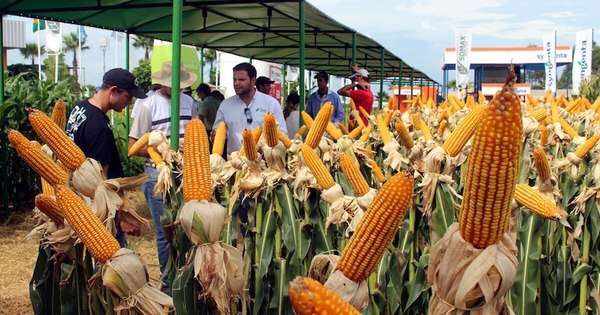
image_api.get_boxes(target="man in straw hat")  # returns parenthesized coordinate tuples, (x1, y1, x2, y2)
(128, 61, 197, 292)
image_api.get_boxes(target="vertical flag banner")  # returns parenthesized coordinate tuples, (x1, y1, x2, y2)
(77, 26, 88, 41)
(572, 29, 593, 95)
(542, 31, 557, 93)
(32, 19, 45, 33)
(45, 21, 62, 52)
(455, 27, 472, 89)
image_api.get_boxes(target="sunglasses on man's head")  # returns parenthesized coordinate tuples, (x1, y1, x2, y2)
(244, 107, 253, 124)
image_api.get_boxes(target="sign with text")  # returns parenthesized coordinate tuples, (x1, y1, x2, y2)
(455, 27, 472, 88)
(572, 29, 593, 95)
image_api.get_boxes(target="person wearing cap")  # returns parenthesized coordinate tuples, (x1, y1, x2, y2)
(213, 62, 288, 155)
(128, 61, 197, 291)
(306, 71, 345, 123)
(338, 65, 374, 126)
(132, 83, 161, 119)
(255, 76, 275, 95)
(197, 83, 222, 137)
(66, 67, 147, 243)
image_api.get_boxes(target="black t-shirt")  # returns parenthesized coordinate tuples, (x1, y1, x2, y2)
(66, 100, 124, 179)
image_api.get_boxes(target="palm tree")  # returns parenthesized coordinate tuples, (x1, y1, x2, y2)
(63, 32, 89, 88)
(19, 43, 42, 65)
(203, 48, 217, 84)
(132, 35, 153, 60)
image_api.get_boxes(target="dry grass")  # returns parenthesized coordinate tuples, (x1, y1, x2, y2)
(0, 189, 160, 314)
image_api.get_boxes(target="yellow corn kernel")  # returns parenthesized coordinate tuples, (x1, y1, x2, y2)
(539, 124, 548, 148)
(128, 132, 150, 156)
(339, 154, 370, 196)
(51, 99, 67, 131)
(55, 185, 120, 263)
(575, 135, 600, 159)
(305, 103, 333, 148)
(300, 144, 334, 190)
(514, 184, 561, 221)
(289, 276, 360, 315)
(326, 121, 343, 141)
(437, 119, 448, 137)
(394, 120, 414, 149)
(263, 113, 279, 147)
(358, 125, 372, 143)
(530, 108, 548, 123)
(459, 66, 523, 249)
(338, 123, 350, 135)
(28, 108, 86, 171)
(7, 129, 69, 186)
(559, 118, 579, 139)
(41, 177, 55, 196)
(183, 119, 212, 202)
(212, 122, 227, 155)
(441, 107, 485, 157)
(147, 146, 163, 165)
(533, 147, 551, 181)
(35, 194, 64, 225)
(278, 130, 292, 149)
(369, 160, 385, 182)
(337, 171, 413, 281)
(377, 114, 394, 145)
(241, 128, 258, 161)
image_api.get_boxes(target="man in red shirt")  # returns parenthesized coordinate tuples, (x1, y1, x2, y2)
(338, 66, 374, 126)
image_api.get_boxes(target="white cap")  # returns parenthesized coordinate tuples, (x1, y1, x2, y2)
(349, 68, 369, 79)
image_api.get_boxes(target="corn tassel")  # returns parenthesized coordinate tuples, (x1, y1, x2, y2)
(289, 276, 359, 315)
(183, 119, 212, 202)
(377, 114, 394, 145)
(128, 132, 150, 156)
(441, 107, 484, 157)
(459, 66, 523, 249)
(337, 171, 413, 281)
(35, 194, 64, 224)
(263, 113, 279, 147)
(575, 134, 600, 159)
(394, 120, 414, 149)
(300, 144, 334, 190)
(305, 103, 333, 148)
(514, 184, 561, 220)
(7, 129, 69, 186)
(533, 147, 551, 181)
(28, 108, 86, 171)
(278, 130, 292, 149)
(559, 118, 579, 139)
(339, 154, 370, 196)
(358, 125, 372, 143)
(51, 99, 67, 131)
(212, 122, 227, 155)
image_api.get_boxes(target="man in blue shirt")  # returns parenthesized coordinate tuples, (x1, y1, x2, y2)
(306, 71, 345, 123)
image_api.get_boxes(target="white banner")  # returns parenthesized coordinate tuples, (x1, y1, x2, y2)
(542, 31, 557, 93)
(455, 27, 472, 89)
(45, 21, 62, 52)
(572, 29, 593, 95)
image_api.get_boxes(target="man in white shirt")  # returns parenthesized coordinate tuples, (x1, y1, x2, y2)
(213, 62, 287, 155)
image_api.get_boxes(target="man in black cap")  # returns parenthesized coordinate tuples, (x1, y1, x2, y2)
(255, 76, 275, 95)
(66, 68, 147, 239)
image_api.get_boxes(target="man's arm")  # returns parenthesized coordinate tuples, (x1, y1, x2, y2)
(338, 83, 357, 97)
(128, 102, 153, 158)
(210, 105, 226, 142)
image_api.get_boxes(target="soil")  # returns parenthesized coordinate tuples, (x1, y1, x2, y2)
(0, 190, 160, 315)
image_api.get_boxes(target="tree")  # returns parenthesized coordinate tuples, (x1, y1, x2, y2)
(62, 32, 89, 89)
(447, 79, 457, 92)
(203, 48, 217, 84)
(132, 59, 152, 91)
(43, 54, 70, 81)
(19, 43, 43, 66)
(132, 35, 154, 60)
(376, 91, 390, 101)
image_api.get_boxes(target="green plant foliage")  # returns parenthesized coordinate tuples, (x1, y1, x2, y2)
(578, 71, 600, 101)
(132, 59, 151, 92)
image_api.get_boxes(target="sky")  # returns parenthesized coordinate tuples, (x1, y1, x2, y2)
(5, 0, 600, 85)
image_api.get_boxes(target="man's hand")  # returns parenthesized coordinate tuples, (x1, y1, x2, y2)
(117, 210, 142, 236)
(350, 64, 359, 72)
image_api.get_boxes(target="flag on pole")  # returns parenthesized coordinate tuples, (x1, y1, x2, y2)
(77, 25, 88, 41)
(454, 27, 472, 90)
(572, 29, 593, 95)
(542, 31, 557, 93)
(46, 21, 63, 52)
(32, 19, 45, 33)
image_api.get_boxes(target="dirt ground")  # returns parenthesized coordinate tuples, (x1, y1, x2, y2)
(0, 190, 159, 315)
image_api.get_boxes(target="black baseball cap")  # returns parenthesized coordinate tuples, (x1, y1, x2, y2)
(256, 76, 275, 86)
(314, 71, 329, 82)
(103, 68, 147, 99)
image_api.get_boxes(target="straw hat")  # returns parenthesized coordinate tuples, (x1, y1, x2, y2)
(151, 61, 197, 89)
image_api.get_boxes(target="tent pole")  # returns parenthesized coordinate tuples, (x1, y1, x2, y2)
(379, 47, 384, 109)
(0, 14, 7, 217)
(125, 33, 131, 175)
(171, 0, 182, 150)
(299, 0, 306, 124)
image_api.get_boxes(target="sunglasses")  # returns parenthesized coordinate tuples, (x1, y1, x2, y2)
(244, 107, 253, 124)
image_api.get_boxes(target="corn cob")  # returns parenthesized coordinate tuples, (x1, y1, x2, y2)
(437, 119, 448, 137)
(28, 108, 86, 171)
(35, 194, 64, 224)
(478, 91, 487, 104)
(289, 276, 360, 315)
(350, 99, 356, 111)
(370, 161, 385, 183)
(575, 134, 600, 159)
(437, 110, 449, 123)
(358, 106, 370, 121)
(183, 119, 212, 202)
(539, 124, 548, 148)
(212, 122, 227, 155)
(353, 110, 366, 129)
(459, 66, 523, 249)
(411, 113, 421, 130)
(337, 171, 413, 281)
(297, 125, 308, 136)
(377, 114, 394, 145)
(252, 126, 263, 144)
(305, 103, 333, 148)
(420, 120, 434, 141)
(530, 108, 548, 123)
(533, 147, 551, 181)
(551, 101, 559, 122)
(559, 118, 579, 139)
(347, 124, 364, 139)
(364, 143, 374, 160)
(301, 111, 313, 128)
(387, 96, 395, 110)
(565, 98, 581, 113)
(7, 129, 69, 186)
(147, 146, 163, 165)
(326, 121, 343, 141)
(41, 177, 55, 196)
(384, 111, 393, 126)
(278, 130, 292, 149)
(263, 113, 279, 147)
(55, 185, 120, 263)
(339, 154, 370, 196)
(51, 99, 67, 131)
(526, 94, 539, 106)
(338, 123, 350, 135)
(241, 128, 258, 161)
(441, 107, 484, 157)
(128, 132, 150, 156)
(592, 96, 600, 112)
(514, 184, 561, 220)
(358, 125, 372, 143)
(394, 120, 414, 149)
(300, 144, 334, 190)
